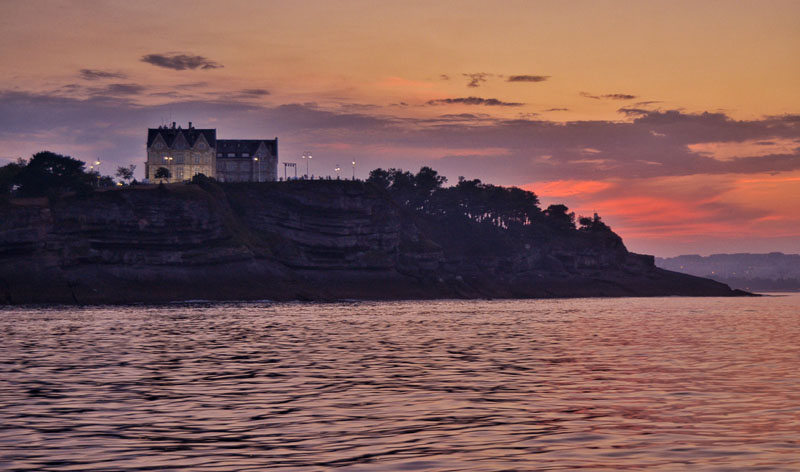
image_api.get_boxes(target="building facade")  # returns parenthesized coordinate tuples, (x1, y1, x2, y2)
(216, 139, 278, 182)
(146, 122, 278, 183)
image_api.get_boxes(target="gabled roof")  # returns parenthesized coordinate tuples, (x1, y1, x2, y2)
(216, 139, 277, 158)
(147, 128, 216, 148)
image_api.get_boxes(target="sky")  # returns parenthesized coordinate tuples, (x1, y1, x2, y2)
(1, 0, 798, 257)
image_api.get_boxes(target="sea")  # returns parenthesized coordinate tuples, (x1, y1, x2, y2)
(1, 294, 798, 471)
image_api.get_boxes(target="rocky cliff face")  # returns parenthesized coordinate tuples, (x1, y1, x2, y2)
(0, 181, 745, 304)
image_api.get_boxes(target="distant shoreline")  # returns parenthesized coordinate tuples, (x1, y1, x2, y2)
(1, 180, 749, 305)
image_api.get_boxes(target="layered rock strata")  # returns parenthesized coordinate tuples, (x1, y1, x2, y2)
(0, 181, 746, 304)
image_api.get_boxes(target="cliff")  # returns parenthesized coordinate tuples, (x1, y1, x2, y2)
(0, 180, 746, 304)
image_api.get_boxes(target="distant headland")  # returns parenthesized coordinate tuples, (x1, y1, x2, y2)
(0, 148, 750, 304)
(657, 253, 800, 292)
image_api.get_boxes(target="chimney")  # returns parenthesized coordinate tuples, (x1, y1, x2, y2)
(188, 121, 192, 129)
(172, 121, 176, 129)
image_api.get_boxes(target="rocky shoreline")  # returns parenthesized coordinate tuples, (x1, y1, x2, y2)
(0, 180, 750, 304)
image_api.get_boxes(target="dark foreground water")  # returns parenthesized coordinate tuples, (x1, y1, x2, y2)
(1, 295, 799, 471)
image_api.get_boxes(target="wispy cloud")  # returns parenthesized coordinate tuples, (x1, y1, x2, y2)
(93, 83, 145, 96)
(581, 91, 637, 100)
(79, 69, 126, 81)
(239, 88, 271, 96)
(507, 75, 549, 83)
(426, 97, 524, 107)
(463, 73, 489, 88)
(141, 53, 223, 70)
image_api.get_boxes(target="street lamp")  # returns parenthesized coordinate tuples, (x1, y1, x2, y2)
(94, 160, 101, 187)
(352, 160, 356, 180)
(164, 156, 173, 182)
(301, 152, 312, 178)
(335, 164, 341, 179)
(253, 157, 260, 182)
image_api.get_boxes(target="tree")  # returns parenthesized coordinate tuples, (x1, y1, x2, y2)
(415, 166, 447, 195)
(15, 151, 93, 198)
(367, 168, 392, 189)
(544, 204, 576, 231)
(579, 214, 610, 232)
(115, 164, 136, 184)
(0, 158, 26, 196)
(154, 167, 171, 181)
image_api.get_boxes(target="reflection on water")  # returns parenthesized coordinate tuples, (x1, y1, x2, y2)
(1, 295, 799, 470)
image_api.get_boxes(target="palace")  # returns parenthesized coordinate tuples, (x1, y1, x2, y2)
(145, 122, 278, 183)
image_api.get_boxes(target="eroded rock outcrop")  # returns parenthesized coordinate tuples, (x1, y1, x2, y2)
(0, 181, 746, 304)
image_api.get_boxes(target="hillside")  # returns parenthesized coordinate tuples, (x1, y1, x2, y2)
(0, 179, 747, 304)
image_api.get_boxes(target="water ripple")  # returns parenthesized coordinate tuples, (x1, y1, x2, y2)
(1, 296, 799, 470)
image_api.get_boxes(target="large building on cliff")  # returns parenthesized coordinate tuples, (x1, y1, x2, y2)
(146, 122, 278, 183)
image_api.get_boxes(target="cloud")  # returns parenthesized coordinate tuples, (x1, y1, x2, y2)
(1, 89, 798, 255)
(79, 69, 126, 81)
(1, 90, 798, 188)
(581, 92, 638, 100)
(141, 53, 223, 70)
(507, 75, 550, 83)
(439, 74, 450, 81)
(239, 88, 271, 96)
(544, 108, 569, 112)
(634, 100, 662, 107)
(94, 83, 145, 96)
(426, 97, 524, 107)
(463, 73, 489, 88)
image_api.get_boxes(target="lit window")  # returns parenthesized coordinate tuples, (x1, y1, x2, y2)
(228, 153, 235, 157)
(242, 152, 250, 157)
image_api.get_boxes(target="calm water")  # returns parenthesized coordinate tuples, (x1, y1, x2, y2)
(1, 295, 799, 471)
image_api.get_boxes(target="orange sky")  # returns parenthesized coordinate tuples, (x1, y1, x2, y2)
(1, 0, 799, 256)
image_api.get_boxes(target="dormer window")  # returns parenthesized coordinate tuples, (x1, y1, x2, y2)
(155, 142, 164, 149)
(197, 142, 206, 150)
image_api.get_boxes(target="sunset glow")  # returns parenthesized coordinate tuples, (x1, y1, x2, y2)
(2, 0, 798, 256)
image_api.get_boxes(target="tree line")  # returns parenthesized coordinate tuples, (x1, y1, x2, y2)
(0, 151, 137, 200)
(0, 151, 611, 237)
(367, 166, 609, 235)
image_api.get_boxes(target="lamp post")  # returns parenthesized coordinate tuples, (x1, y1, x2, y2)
(164, 156, 173, 182)
(352, 159, 356, 180)
(94, 159, 101, 187)
(335, 164, 341, 180)
(253, 157, 260, 182)
(301, 152, 312, 178)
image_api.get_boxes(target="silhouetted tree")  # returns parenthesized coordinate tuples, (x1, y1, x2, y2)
(15, 151, 93, 198)
(0, 158, 26, 197)
(579, 214, 610, 232)
(544, 204, 576, 231)
(154, 167, 171, 181)
(367, 168, 392, 189)
(415, 166, 447, 195)
(115, 164, 136, 184)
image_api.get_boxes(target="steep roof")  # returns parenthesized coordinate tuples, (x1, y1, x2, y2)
(147, 127, 216, 148)
(216, 139, 277, 158)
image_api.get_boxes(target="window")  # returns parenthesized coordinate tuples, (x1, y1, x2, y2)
(155, 142, 164, 149)
(242, 152, 250, 157)
(197, 142, 205, 150)
(217, 153, 223, 157)
(228, 153, 235, 157)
